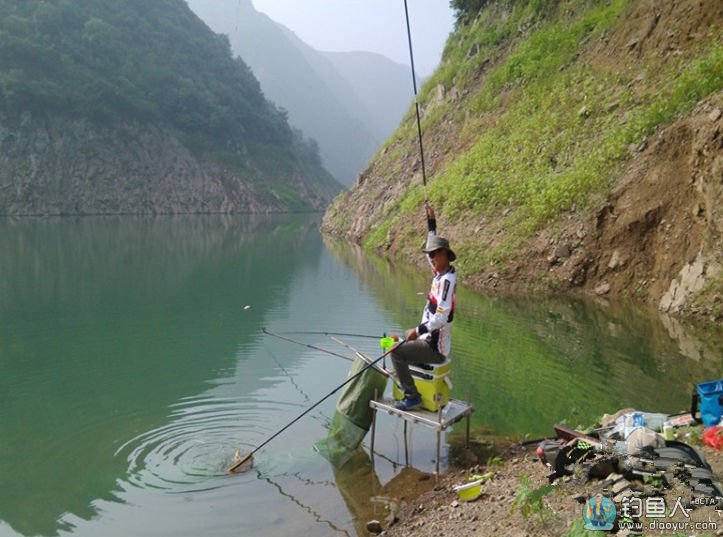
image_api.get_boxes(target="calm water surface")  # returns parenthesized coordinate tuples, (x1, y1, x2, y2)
(1, 215, 721, 537)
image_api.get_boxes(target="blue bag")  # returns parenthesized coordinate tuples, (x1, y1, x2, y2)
(691, 379, 723, 427)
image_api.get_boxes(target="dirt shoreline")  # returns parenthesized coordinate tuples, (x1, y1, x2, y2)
(376, 431, 723, 537)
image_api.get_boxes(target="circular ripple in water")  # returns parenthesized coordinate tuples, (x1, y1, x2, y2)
(115, 395, 301, 493)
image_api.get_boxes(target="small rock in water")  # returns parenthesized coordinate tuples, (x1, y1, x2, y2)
(366, 520, 383, 534)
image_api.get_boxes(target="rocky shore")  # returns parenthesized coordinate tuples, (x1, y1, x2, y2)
(378, 435, 723, 537)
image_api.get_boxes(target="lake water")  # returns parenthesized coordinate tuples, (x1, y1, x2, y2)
(1, 214, 721, 537)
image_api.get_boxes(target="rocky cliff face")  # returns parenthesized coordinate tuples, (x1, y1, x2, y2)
(475, 96, 722, 320)
(0, 114, 335, 215)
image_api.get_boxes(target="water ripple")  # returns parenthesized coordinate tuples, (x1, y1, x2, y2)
(115, 395, 302, 493)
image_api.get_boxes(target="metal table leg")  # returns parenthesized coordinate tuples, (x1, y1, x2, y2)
(403, 421, 409, 466)
(466, 413, 471, 449)
(368, 399, 474, 479)
(370, 406, 377, 469)
(435, 429, 441, 478)
(436, 401, 443, 478)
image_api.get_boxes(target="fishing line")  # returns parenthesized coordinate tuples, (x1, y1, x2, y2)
(403, 0, 428, 201)
(259, 474, 352, 537)
(271, 330, 382, 340)
(265, 346, 311, 403)
(264, 345, 331, 427)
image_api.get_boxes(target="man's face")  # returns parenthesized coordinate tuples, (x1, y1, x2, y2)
(427, 249, 449, 272)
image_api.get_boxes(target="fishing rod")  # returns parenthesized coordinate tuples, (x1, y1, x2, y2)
(403, 0, 428, 201)
(328, 335, 396, 381)
(270, 330, 383, 340)
(228, 332, 405, 473)
(263, 329, 354, 363)
(264, 329, 393, 379)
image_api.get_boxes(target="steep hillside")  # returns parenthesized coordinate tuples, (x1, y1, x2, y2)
(186, 0, 410, 185)
(0, 0, 340, 215)
(323, 0, 723, 321)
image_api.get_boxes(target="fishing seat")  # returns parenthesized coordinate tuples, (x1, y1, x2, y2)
(392, 357, 452, 411)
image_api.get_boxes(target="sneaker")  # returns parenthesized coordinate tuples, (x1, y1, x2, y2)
(394, 394, 422, 411)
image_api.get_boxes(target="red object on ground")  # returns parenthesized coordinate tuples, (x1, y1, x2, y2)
(702, 426, 723, 450)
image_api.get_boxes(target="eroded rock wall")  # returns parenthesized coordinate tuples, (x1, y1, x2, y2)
(0, 114, 331, 215)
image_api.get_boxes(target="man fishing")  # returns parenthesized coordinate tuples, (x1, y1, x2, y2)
(392, 202, 456, 411)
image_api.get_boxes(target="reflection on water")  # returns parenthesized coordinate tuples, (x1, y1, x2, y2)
(325, 239, 723, 437)
(0, 216, 721, 537)
(0, 215, 330, 536)
(333, 449, 433, 537)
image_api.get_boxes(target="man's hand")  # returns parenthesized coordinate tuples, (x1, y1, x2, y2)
(406, 328, 418, 341)
(424, 202, 435, 220)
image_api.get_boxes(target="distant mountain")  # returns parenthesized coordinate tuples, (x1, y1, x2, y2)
(186, 0, 411, 185)
(322, 51, 412, 142)
(0, 0, 340, 215)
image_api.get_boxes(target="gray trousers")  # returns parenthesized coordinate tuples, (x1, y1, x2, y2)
(391, 340, 445, 397)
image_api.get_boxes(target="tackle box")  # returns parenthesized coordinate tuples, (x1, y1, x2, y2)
(393, 358, 452, 412)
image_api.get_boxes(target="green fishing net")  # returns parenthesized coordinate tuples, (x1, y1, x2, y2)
(315, 356, 387, 468)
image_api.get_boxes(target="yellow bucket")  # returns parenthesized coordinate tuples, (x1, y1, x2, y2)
(392, 359, 452, 411)
(453, 472, 494, 502)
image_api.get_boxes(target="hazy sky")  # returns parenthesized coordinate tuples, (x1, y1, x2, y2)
(251, 0, 456, 76)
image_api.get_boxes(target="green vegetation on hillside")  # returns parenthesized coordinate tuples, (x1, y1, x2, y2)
(0, 0, 339, 204)
(354, 0, 722, 274)
(450, 0, 491, 25)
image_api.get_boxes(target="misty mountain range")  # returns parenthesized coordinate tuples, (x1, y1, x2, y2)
(186, 0, 413, 185)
